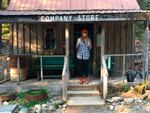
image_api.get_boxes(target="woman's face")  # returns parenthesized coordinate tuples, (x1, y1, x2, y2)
(82, 32, 88, 38)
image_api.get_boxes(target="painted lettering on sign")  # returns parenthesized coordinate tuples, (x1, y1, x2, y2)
(39, 15, 101, 22)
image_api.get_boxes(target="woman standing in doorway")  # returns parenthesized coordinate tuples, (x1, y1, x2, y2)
(76, 29, 92, 84)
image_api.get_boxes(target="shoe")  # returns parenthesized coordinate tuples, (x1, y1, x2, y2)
(80, 77, 83, 84)
(82, 77, 86, 83)
(85, 77, 89, 84)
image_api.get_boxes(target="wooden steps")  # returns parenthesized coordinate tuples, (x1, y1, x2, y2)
(67, 80, 105, 106)
(67, 90, 100, 96)
(68, 81, 100, 91)
(67, 96, 105, 106)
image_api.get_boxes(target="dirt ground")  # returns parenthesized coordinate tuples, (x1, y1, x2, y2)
(53, 103, 150, 113)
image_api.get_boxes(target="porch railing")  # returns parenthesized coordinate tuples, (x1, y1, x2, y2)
(101, 56, 108, 99)
(62, 56, 69, 101)
(104, 54, 145, 83)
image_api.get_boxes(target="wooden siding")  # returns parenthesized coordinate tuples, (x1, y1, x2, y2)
(11, 23, 66, 55)
(94, 21, 135, 73)
(10, 21, 135, 77)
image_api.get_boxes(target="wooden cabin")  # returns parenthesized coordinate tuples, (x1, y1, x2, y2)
(0, 0, 149, 105)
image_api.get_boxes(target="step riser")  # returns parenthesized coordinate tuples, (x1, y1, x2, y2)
(68, 94, 100, 97)
(69, 86, 99, 91)
(67, 82, 103, 106)
(67, 96, 105, 106)
(68, 104, 104, 106)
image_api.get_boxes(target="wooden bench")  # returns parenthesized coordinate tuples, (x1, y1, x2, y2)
(34, 56, 74, 79)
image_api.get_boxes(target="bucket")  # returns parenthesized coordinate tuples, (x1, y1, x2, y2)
(126, 71, 135, 82)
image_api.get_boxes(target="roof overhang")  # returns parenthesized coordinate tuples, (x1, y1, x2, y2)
(0, 10, 149, 23)
(0, 0, 149, 23)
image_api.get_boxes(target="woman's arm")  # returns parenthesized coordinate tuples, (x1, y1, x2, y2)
(76, 38, 81, 49)
(87, 39, 92, 50)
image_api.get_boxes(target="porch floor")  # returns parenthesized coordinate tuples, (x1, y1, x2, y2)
(0, 76, 142, 86)
(0, 79, 62, 86)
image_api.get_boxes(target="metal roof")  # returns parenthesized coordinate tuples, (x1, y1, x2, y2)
(8, 0, 140, 11)
(0, 10, 147, 16)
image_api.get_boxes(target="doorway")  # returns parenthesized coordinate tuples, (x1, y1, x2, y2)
(73, 23, 94, 78)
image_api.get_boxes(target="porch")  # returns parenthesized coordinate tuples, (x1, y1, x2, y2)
(0, 20, 149, 103)
(0, 76, 131, 87)
(0, 0, 150, 106)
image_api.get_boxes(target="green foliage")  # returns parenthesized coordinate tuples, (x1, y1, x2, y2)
(138, 0, 150, 10)
(135, 21, 145, 40)
(2, 24, 9, 28)
(10, 90, 50, 108)
(2, 23, 10, 41)
(52, 102, 59, 109)
(2, 27, 9, 35)
(17, 91, 26, 98)
(26, 89, 48, 95)
(135, 1, 150, 40)
(121, 84, 130, 93)
(2, 0, 9, 10)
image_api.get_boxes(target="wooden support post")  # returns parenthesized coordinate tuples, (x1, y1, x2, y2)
(143, 20, 149, 81)
(62, 23, 70, 101)
(101, 27, 105, 80)
(101, 26, 108, 99)
(103, 73, 108, 99)
(17, 56, 20, 85)
(122, 54, 126, 83)
(40, 56, 43, 82)
(62, 60, 67, 101)
(65, 23, 70, 79)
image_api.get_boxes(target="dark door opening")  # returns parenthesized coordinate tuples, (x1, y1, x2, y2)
(73, 23, 94, 78)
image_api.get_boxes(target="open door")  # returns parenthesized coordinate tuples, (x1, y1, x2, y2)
(73, 23, 94, 78)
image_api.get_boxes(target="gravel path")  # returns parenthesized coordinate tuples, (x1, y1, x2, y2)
(53, 103, 150, 113)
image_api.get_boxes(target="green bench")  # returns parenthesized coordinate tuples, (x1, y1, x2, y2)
(34, 56, 75, 79)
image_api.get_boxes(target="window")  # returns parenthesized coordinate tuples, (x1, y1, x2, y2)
(44, 28, 56, 50)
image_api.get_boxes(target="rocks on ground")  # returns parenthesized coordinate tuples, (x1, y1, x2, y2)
(30, 96, 66, 113)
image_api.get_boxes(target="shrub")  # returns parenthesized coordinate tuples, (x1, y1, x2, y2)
(26, 89, 48, 95)
(134, 83, 147, 95)
(121, 84, 130, 92)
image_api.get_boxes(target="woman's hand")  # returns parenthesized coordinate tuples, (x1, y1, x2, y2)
(87, 39, 92, 50)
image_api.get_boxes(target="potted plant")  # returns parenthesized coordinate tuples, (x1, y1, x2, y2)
(0, 91, 16, 102)
(25, 89, 48, 102)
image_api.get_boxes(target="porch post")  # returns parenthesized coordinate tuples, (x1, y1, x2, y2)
(62, 23, 70, 101)
(101, 26, 108, 99)
(143, 20, 149, 81)
(101, 26, 105, 80)
(65, 23, 70, 78)
(17, 56, 20, 85)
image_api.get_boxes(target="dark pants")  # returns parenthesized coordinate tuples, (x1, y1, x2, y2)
(79, 59, 89, 77)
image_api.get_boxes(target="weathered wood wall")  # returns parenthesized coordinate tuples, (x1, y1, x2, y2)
(10, 21, 135, 77)
(10, 23, 66, 55)
(93, 21, 135, 74)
